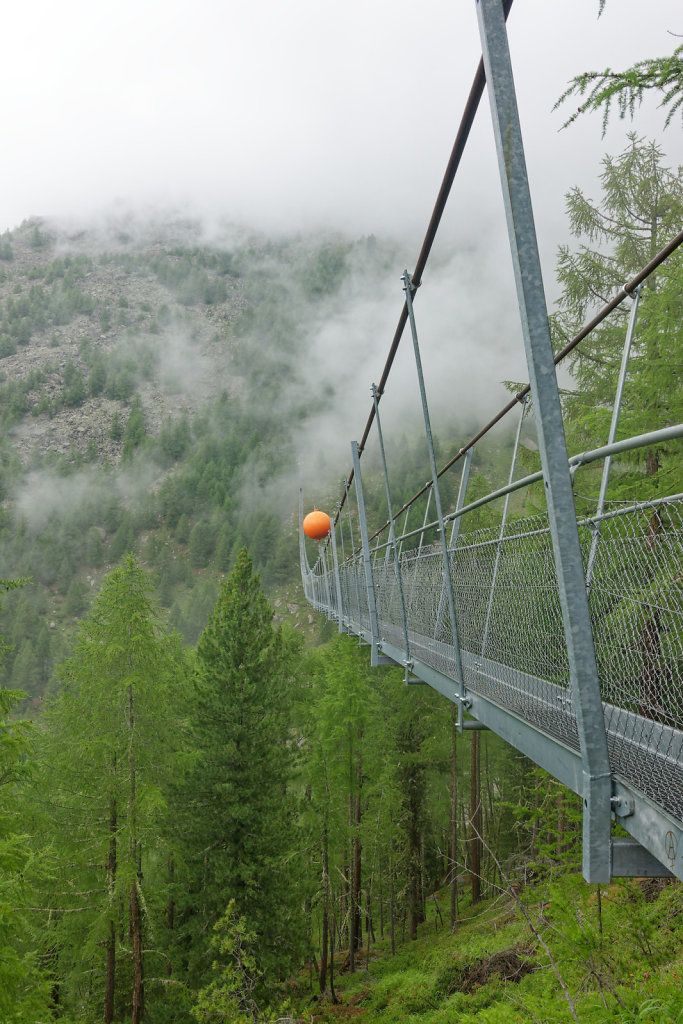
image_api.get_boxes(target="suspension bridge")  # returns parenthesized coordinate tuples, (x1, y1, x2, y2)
(300, 0, 683, 884)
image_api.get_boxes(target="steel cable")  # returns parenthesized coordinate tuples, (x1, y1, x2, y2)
(337, 0, 515, 516)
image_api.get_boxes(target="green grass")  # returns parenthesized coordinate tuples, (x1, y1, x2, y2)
(292, 876, 683, 1024)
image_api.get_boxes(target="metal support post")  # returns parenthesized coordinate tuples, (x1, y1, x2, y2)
(418, 488, 433, 555)
(406, 488, 433, 629)
(585, 284, 642, 593)
(476, 0, 612, 882)
(336, 500, 352, 632)
(329, 516, 345, 633)
(351, 441, 382, 665)
(448, 446, 474, 552)
(403, 270, 467, 701)
(397, 506, 411, 560)
(434, 446, 474, 726)
(320, 542, 334, 616)
(481, 397, 527, 656)
(344, 478, 363, 629)
(372, 383, 411, 666)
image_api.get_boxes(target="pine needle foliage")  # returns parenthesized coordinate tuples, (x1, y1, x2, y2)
(38, 555, 188, 1021)
(550, 135, 682, 497)
(173, 549, 304, 998)
(555, 42, 683, 135)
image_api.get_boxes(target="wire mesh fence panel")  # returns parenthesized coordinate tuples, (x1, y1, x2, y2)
(373, 551, 405, 649)
(337, 556, 370, 634)
(304, 494, 683, 823)
(451, 516, 580, 748)
(583, 498, 683, 820)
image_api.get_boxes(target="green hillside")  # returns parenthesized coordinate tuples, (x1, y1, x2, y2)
(0, 219, 399, 692)
(0, 215, 523, 698)
(289, 872, 683, 1024)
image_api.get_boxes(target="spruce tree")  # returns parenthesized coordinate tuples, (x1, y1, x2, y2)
(174, 549, 303, 995)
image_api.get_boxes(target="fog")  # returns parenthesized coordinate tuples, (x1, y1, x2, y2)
(3, 0, 681, 538)
(3, 0, 681, 258)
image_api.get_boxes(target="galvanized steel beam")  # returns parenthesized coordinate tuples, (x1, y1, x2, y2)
(476, 0, 611, 882)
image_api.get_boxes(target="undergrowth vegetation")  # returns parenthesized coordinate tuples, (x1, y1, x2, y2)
(295, 875, 683, 1024)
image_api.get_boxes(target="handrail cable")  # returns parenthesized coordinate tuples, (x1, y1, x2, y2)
(364, 422, 683, 555)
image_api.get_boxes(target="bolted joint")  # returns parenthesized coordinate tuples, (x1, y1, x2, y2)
(611, 794, 635, 818)
(401, 269, 419, 296)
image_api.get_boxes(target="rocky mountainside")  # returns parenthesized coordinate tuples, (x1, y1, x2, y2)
(0, 217, 250, 466)
(0, 214, 389, 696)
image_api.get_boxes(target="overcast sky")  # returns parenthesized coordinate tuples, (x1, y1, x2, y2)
(2, 0, 681, 253)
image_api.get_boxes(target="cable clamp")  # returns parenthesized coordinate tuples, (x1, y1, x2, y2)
(402, 271, 419, 295)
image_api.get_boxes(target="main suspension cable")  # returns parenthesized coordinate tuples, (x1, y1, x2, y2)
(337, 0, 515, 518)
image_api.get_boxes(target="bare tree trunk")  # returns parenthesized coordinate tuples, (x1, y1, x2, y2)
(166, 855, 174, 978)
(353, 757, 362, 953)
(531, 768, 540, 858)
(557, 792, 566, 859)
(389, 835, 396, 956)
(128, 684, 143, 1024)
(130, 882, 143, 1024)
(420, 836, 427, 923)
(348, 799, 356, 971)
(105, 765, 117, 1024)
(378, 847, 384, 940)
(340, 848, 348, 954)
(460, 803, 469, 873)
(329, 909, 338, 1004)
(320, 819, 329, 995)
(44, 945, 60, 1012)
(469, 732, 481, 903)
(484, 739, 498, 893)
(408, 830, 421, 940)
(470, 731, 482, 904)
(347, 751, 363, 969)
(105, 918, 116, 1024)
(407, 765, 424, 939)
(449, 708, 458, 930)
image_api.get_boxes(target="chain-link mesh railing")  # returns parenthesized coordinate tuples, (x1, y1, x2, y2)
(584, 500, 683, 821)
(302, 495, 683, 823)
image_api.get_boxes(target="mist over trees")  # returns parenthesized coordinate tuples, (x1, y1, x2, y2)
(0, 223, 399, 690)
(0, 126, 680, 1021)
